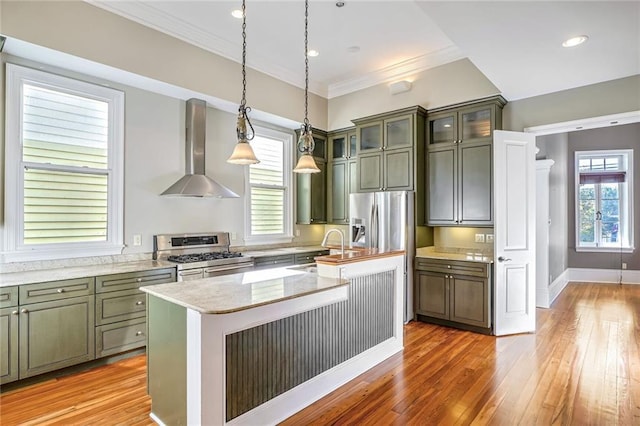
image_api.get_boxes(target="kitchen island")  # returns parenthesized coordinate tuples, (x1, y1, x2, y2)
(141, 251, 405, 425)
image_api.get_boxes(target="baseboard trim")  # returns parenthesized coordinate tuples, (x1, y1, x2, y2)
(548, 269, 570, 307)
(568, 268, 640, 284)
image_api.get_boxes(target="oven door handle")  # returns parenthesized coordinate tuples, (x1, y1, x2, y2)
(179, 269, 204, 276)
(204, 263, 254, 273)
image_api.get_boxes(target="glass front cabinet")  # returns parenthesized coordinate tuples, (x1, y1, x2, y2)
(426, 96, 506, 226)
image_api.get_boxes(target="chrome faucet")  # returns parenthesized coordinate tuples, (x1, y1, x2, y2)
(321, 229, 345, 256)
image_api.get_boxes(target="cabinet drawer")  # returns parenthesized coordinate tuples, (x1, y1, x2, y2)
(96, 268, 176, 293)
(19, 277, 94, 304)
(415, 258, 489, 278)
(96, 318, 146, 358)
(294, 250, 329, 264)
(96, 289, 146, 325)
(0, 287, 18, 308)
(254, 255, 295, 269)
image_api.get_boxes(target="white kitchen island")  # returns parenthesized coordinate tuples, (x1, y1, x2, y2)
(141, 251, 405, 425)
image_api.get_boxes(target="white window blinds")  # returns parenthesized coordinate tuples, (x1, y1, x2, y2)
(22, 84, 110, 244)
(249, 137, 285, 235)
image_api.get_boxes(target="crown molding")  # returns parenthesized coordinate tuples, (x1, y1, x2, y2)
(327, 45, 464, 99)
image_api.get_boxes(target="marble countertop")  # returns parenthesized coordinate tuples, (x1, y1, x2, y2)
(315, 248, 405, 265)
(141, 267, 348, 314)
(241, 245, 328, 258)
(0, 260, 176, 288)
(416, 246, 493, 264)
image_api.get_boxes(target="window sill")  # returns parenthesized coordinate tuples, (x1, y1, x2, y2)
(243, 235, 294, 246)
(575, 246, 635, 254)
(1, 244, 125, 263)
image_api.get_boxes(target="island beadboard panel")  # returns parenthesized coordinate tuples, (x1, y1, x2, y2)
(224, 270, 395, 421)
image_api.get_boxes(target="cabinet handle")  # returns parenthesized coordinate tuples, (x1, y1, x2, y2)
(136, 331, 143, 336)
(136, 278, 143, 283)
(57, 288, 65, 293)
(11, 310, 19, 316)
(20, 308, 28, 314)
(135, 301, 144, 306)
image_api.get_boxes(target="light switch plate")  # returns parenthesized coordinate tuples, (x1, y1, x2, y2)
(133, 234, 142, 246)
(475, 233, 485, 243)
(486, 234, 494, 243)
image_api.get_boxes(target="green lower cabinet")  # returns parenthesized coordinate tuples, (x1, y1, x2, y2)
(0, 307, 19, 384)
(96, 317, 146, 358)
(19, 295, 95, 379)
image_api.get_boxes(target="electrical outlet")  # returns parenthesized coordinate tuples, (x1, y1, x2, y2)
(231, 232, 237, 241)
(486, 234, 494, 243)
(475, 233, 485, 243)
(133, 234, 142, 246)
(295, 229, 301, 237)
(622, 263, 627, 270)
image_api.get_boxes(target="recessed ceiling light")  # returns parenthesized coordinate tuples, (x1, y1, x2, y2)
(307, 49, 319, 57)
(336, 1, 345, 7)
(347, 46, 360, 53)
(562, 35, 588, 48)
(231, 9, 244, 19)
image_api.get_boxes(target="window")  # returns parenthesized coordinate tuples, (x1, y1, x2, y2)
(244, 126, 293, 243)
(575, 150, 634, 252)
(4, 64, 124, 262)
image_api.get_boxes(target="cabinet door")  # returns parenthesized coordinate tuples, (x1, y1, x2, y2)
(357, 121, 383, 153)
(384, 115, 413, 150)
(19, 296, 94, 379)
(428, 111, 457, 145)
(0, 307, 19, 384)
(310, 161, 327, 223)
(384, 149, 413, 191)
(458, 104, 494, 143)
(296, 161, 327, 224)
(427, 145, 457, 225)
(357, 152, 383, 192)
(459, 141, 493, 225)
(330, 161, 347, 223)
(416, 271, 449, 319)
(450, 275, 489, 328)
(330, 133, 347, 160)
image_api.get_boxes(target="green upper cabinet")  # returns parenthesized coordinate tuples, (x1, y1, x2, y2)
(328, 128, 357, 224)
(426, 96, 506, 226)
(353, 107, 426, 195)
(296, 128, 327, 224)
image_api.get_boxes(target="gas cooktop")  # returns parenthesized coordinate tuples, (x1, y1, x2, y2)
(167, 251, 244, 264)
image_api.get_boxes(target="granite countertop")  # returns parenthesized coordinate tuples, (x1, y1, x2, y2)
(315, 248, 405, 265)
(416, 246, 493, 264)
(141, 267, 348, 314)
(0, 260, 176, 288)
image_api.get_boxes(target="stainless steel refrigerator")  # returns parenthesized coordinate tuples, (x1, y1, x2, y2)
(349, 191, 414, 323)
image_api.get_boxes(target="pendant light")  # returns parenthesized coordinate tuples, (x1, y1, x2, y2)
(293, 0, 320, 174)
(227, 0, 259, 165)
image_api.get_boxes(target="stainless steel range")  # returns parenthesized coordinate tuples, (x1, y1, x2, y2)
(153, 232, 254, 281)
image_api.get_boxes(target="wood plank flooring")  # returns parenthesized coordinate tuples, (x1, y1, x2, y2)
(1, 282, 639, 425)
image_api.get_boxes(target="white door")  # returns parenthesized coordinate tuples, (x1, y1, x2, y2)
(493, 130, 536, 336)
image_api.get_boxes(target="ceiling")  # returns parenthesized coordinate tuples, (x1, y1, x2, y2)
(88, 0, 639, 101)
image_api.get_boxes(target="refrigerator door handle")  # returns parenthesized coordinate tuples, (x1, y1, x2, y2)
(372, 204, 379, 249)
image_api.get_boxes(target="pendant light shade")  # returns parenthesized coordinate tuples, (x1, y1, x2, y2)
(293, 127, 320, 173)
(293, 0, 319, 174)
(227, 0, 259, 165)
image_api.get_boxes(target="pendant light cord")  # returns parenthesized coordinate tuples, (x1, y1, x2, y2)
(241, 0, 247, 110)
(303, 0, 309, 129)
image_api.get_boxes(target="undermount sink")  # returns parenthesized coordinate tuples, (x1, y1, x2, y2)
(286, 264, 318, 273)
(329, 249, 360, 256)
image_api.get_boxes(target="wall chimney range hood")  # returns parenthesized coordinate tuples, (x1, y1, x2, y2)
(161, 99, 239, 198)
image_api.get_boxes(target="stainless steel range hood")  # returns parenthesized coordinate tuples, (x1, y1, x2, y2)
(161, 99, 239, 198)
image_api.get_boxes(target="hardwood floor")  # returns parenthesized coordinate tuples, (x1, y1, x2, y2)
(1, 282, 639, 425)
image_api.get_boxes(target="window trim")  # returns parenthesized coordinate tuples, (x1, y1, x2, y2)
(574, 149, 634, 253)
(243, 125, 294, 245)
(3, 63, 125, 262)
